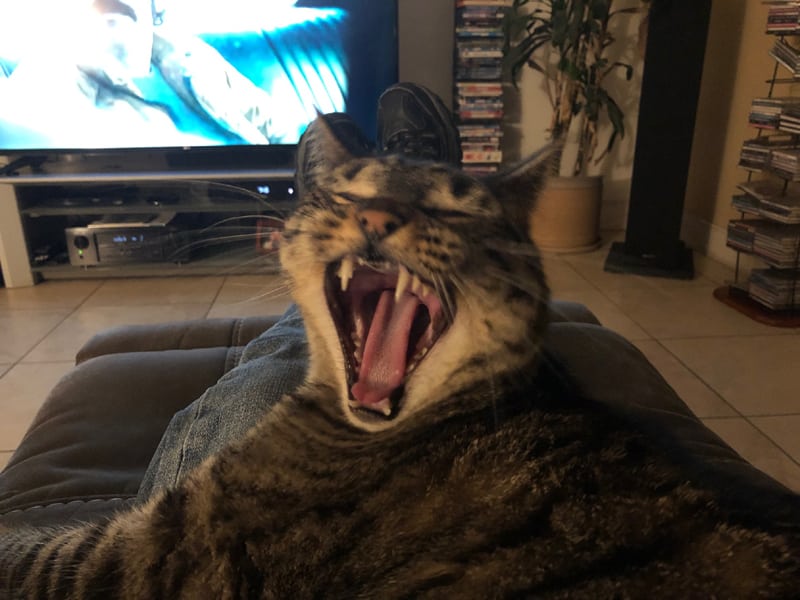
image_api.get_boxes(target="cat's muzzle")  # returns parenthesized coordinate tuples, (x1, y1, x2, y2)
(325, 255, 450, 420)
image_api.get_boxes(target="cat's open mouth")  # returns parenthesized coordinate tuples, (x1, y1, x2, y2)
(325, 256, 450, 420)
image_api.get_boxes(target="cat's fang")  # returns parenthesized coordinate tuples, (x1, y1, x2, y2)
(338, 256, 355, 291)
(375, 399, 392, 416)
(395, 266, 411, 302)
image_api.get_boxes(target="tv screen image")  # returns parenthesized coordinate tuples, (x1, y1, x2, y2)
(0, 0, 397, 154)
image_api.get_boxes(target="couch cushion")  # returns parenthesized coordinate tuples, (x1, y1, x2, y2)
(543, 322, 800, 523)
(76, 316, 279, 364)
(0, 347, 234, 526)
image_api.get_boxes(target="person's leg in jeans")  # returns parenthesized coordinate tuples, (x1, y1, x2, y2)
(137, 83, 461, 501)
(137, 305, 307, 499)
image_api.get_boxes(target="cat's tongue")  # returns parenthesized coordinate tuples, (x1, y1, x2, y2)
(351, 290, 419, 411)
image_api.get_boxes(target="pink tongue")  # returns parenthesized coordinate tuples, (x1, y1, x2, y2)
(351, 290, 421, 408)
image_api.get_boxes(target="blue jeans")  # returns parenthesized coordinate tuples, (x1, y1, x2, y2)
(137, 305, 308, 500)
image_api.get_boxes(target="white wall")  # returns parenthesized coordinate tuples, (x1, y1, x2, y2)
(397, 0, 454, 107)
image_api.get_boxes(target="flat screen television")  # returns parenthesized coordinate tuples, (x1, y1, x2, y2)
(0, 0, 398, 174)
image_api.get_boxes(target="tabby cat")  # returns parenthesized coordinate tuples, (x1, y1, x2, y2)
(1, 115, 799, 599)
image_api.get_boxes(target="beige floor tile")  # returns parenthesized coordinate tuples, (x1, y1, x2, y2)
(603, 284, 794, 339)
(552, 289, 650, 341)
(632, 340, 737, 418)
(0, 362, 74, 450)
(207, 275, 292, 319)
(0, 451, 11, 471)
(0, 364, 11, 378)
(0, 280, 103, 311)
(23, 304, 210, 363)
(83, 276, 225, 307)
(561, 242, 724, 295)
(692, 254, 736, 286)
(663, 336, 800, 416)
(702, 418, 800, 492)
(542, 257, 598, 295)
(750, 415, 800, 462)
(0, 310, 69, 363)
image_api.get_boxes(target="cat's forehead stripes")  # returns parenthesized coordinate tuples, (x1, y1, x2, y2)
(327, 156, 499, 216)
(329, 160, 382, 198)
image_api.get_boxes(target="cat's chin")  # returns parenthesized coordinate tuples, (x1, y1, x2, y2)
(324, 255, 451, 422)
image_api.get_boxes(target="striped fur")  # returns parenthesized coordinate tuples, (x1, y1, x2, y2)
(2, 116, 799, 597)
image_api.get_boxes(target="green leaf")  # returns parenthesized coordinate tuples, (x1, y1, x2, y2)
(504, 0, 637, 168)
(604, 94, 626, 139)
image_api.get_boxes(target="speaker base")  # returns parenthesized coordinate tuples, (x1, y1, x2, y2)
(603, 241, 694, 280)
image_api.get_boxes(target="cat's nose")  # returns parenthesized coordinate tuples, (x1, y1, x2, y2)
(357, 209, 403, 239)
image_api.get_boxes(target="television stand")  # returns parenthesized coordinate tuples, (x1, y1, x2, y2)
(0, 168, 295, 288)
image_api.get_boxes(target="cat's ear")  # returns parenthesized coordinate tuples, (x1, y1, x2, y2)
(483, 142, 561, 237)
(295, 112, 360, 200)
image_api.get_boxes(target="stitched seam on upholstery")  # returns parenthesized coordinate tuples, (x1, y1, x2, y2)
(0, 497, 133, 516)
(232, 318, 244, 347)
(226, 347, 243, 372)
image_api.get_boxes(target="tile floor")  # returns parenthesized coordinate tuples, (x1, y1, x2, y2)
(1, 241, 799, 493)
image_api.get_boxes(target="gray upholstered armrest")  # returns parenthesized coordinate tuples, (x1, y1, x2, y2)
(543, 322, 800, 521)
(76, 316, 279, 364)
(1, 317, 279, 527)
(548, 300, 601, 325)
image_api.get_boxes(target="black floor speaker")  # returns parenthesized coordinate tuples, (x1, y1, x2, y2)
(605, 0, 712, 279)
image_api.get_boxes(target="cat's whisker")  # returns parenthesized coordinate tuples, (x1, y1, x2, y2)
(220, 283, 293, 307)
(484, 267, 547, 301)
(451, 274, 494, 307)
(432, 274, 456, 323)
(209, 253, 282, 278)
(193, 180, 294, 220)
(226, 280, 290, 289)
(484, 238, 541, 257)
(169, 232, 271, 258)
(195, 214, 285, 235)
(450, 274, 502, 427)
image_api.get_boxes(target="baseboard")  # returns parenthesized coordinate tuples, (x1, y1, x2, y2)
(680, 213, 761, 272)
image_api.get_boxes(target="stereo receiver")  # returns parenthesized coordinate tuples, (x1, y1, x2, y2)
(65, 214, 186, 266)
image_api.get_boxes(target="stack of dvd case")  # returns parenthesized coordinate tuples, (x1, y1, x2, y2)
(454, 0, 511, 175)
(765, 0, 800, 34)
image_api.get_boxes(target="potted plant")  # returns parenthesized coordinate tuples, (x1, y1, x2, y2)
(503, 0, 645, 252)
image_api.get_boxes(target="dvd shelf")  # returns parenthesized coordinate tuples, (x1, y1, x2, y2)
(717, 1, 800, 324)
(453, 0, 511, 175)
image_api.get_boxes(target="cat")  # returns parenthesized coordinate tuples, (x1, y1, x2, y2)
(1, 114, 799, 599)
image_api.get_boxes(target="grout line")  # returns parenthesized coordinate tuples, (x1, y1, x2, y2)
(745, 412, 800, 418)
(745, 419, 800, 467)
(561, 263, 800, 469)
(3, 309, 80, 374)
(0, 279, 106, 379)
(746, 418, 800, 469)
(648, 339, 742, 418)
(657, 330, 799, 342)
(204, 275, 229, 319)
(703, 414, 800, 469)
(9, 279, 107, 370)
(649, 338, 800, 465)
